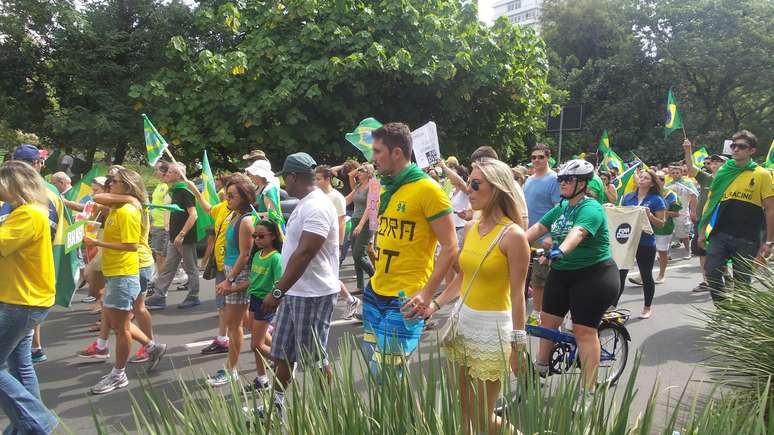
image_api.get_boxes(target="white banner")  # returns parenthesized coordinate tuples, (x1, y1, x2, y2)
(411, 122, 441, 168)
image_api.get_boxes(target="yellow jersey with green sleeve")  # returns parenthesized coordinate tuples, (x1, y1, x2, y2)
(150, 183, 169, 229)
(371, 178, 452, 297)
(714, 166, 774, 242)
(211, 201, 233, 271)
(0, 204, 56, 307)
(102, 203, 141, 277)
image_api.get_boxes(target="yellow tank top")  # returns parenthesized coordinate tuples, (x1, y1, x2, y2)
(459, 219, 512, 312)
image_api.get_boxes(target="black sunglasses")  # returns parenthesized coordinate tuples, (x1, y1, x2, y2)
(530, 154, 547, 161)
(467, 179, 482, 191)
(730, 142, 751, 150)
(253, 233, 270, 240)
(557, 175, 577, 183)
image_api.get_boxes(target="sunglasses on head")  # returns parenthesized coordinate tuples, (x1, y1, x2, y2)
(530, 154, 547, 161)
(467, 179, 482, 191)
(730, 142, 751, 150)
(557, 175, 577, 183)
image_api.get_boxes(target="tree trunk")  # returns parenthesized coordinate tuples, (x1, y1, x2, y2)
(113, 142, 128, 164)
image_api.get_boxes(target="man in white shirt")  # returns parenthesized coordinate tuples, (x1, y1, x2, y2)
(260, 153, 339, 419)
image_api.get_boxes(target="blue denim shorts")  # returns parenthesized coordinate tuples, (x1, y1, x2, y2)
(103, 275, 141, 311)
(215, 271, 226, 310)
(249, 295, 275, 322)
(139, 265, 155, 295)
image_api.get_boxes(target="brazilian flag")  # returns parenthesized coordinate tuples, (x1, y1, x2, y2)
(664, 89, 683, 138)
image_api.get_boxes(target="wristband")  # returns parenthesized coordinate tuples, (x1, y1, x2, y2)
(431, 299, 441, 311)
(510, 330, 528, 345)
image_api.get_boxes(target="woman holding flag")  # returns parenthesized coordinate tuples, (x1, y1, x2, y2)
(208, 177, 256, 386)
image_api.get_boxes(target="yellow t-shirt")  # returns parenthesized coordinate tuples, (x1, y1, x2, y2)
(150, 183, 169, 229)
(371, 178, 452, 297)
(211, 202, 233, 271)
(0, 204, 56, 307)
(102, 203, 141, 277)
(459, 219, 512, 312)
(712, 166, 774, 241)
(138, 209, 154, 269)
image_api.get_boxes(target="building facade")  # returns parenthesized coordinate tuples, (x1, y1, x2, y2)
(492, 0, 543, 30)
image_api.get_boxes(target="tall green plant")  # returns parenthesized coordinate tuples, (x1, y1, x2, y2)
(88, 336, 772, 434)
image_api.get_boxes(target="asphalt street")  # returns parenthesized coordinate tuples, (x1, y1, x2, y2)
(1, 249, 717, 434)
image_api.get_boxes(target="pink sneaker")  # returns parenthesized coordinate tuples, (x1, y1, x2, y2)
(128, 345, 150, 363)
(77, 341, 109, 360)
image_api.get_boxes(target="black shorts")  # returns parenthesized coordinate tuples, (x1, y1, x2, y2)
(542, 259, 620, 328)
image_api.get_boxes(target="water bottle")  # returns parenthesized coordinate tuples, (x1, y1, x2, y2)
(398, 291, 422, 329)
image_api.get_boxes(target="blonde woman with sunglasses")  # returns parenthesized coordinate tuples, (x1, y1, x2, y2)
(421, 158, 530, 435)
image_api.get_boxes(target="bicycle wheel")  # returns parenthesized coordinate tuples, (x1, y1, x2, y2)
(597, 324, 628, 385)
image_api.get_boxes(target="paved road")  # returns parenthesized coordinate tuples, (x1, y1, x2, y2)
(1, 250, 717, 433)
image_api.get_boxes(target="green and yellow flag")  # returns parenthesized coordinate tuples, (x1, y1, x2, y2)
(195, 150, 220, 241)
(612, 162, 641, 205)
(692, 146, 709, 168)
(598, 130, 610, 154)
(664, 89, 683, 138)
(45, 183, 80, 307)
(602, 149, 624, 173)
(630, 151, 650, 170)
(143, 114, 168, 166)
(765, 139, 774, 169)
(345, 118, 382, 160)
(64, 166, 101, 204)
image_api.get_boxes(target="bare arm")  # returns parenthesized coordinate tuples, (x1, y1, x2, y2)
(758, 196, 774, 259)
(504, 226, 529, 332)
(683, 139, 698, 178)
(63, 198, 85, 212)
(605, 184, 618, 203)
(185, 179, 213, 214)
(439, 161, 467, 192)
(338, 214, 346, 246)
(526, 223, 550, 245)
(557, 227, 587, 254)
(428, 221, 472, 309)
(646, 209, 667, 228)
(92, 193, 142, 210)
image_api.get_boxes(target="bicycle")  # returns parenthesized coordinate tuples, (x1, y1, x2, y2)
(525, 309, 631, 386)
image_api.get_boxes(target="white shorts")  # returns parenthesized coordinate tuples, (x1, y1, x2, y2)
(655, 235, 672, 252)
(673, 215, 692, 239)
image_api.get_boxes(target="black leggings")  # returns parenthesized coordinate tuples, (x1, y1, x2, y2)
(542, 260, 620, 328)
(617, 244, 657, 307)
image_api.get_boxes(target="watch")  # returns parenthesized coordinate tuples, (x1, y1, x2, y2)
(272, 287, 284, 299)
(766, 241, 774, 248)
(227, 276, 236, 284)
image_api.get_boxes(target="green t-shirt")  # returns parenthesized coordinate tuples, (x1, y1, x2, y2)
(247, 250, 283, 298)
(539, 197, 611, 270)
(587, 175, 607, 205)
(653, 189, 682, 236)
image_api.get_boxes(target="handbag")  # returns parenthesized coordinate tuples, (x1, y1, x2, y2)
(440, 222, 512, 348)
(202, 212, 231, 281)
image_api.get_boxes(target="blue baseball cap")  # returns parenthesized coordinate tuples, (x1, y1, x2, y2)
(12, 144, 44, 161)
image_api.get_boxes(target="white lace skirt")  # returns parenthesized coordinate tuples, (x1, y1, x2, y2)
(441, 303, 512, 381)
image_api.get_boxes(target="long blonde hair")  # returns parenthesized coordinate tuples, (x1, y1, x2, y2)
(112, 168, 149, 232)
(0, 161, 50, 208)
(472, 158, 526, 228)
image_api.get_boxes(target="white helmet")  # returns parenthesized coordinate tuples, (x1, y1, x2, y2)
(558, 159, 594, 180)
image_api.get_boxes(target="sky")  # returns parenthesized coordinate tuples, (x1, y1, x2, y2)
(478, 0, 495, 23)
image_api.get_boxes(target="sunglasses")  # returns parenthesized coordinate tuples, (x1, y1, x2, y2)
(467, 179, 482, 191)
(530, 154, 547, 161)
(730, 142, 751, 150)
(557, 175, 577, 183)
(253, 233, 271, 240)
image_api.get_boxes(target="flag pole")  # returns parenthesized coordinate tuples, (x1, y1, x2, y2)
(164, 147, 178, 164)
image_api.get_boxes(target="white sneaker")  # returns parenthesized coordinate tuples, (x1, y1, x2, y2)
(172, 268, 188, 285)
(91, 373, 129, 395)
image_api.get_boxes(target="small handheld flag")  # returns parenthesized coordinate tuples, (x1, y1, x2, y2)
(692, 147, 709, 168)
(598, 130, 610, 154)
(765, 139, 774, 169)
(194, 150, 220, 241)
(65, 166, 101, 204)
(345, 118, 382, 160)
(143, 114, 169, 166)
(602, 149, 624, 173)
(664, 89, 683, 138)
(611, 162, 642, 204)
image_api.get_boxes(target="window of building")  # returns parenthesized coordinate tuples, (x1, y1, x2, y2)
(507, 1, 522, 11)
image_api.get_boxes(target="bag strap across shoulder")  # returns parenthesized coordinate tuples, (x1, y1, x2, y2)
(452, 222, 512, 316)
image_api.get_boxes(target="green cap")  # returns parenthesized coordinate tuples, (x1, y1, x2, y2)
(278, 152, 317, 176)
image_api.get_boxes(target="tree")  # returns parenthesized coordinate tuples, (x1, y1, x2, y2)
(542, 0, 774, 165)
(130, 0, 554, 168)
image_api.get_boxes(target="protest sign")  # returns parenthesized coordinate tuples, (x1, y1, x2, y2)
(411, 122, 441, 168)
(64, 220, 87, 254)
(722, 139, 733, 155)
